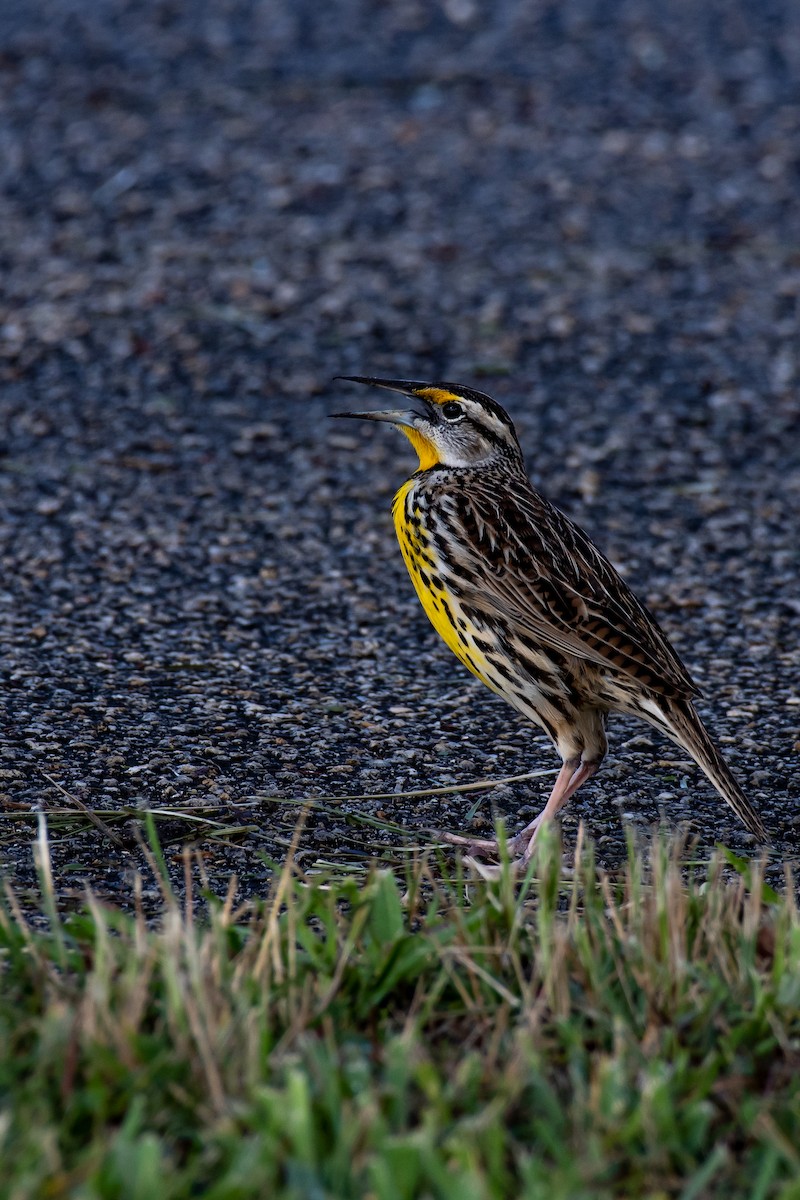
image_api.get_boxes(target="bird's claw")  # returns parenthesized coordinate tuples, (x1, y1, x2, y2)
(439, 826, 541, 876)
(463, 854, 523, 879)
(438, 803, 554, 878)
(437, 830, 501, 857)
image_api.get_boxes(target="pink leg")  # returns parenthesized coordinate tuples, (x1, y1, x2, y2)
(513, 757, 599, 866)
(441, 755, 599, 869)
(509, 758, 581, 852)
(450, 753, 599, 878)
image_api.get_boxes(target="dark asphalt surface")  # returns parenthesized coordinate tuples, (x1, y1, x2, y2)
(1, 1, 798, 906)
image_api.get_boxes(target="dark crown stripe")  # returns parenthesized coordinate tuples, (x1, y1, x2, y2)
(431, 381, 518, 433)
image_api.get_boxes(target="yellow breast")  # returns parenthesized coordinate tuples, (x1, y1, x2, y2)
(391, 480, 499, 691)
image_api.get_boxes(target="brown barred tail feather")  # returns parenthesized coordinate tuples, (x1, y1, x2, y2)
(641, 697, 768, 841)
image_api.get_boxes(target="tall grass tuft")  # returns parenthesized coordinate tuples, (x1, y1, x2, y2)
(1, 818, 798, 1198)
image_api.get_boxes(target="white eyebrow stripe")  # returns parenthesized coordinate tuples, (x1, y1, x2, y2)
(461, 402, 511, 438)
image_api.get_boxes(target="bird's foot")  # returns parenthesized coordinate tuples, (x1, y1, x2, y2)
(438, 830, 502, 857)
(462, 854, 517, 879)
(440, 815, 548, 878)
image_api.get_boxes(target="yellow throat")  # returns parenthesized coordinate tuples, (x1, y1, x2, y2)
(397, 425, 440, 471)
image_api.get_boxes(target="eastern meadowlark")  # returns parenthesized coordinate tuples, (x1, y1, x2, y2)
(333, 376, 768, 864)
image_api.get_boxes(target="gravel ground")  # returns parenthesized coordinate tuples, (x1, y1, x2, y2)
(0, 0, 798, 908)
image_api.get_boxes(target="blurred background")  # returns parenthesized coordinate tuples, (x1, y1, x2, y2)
(0, 0, 798, 897)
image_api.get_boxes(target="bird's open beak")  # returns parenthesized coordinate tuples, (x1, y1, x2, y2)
(332, 376, 441, 471)
(331, 408, 419, 429)
(331, 376, 428, 428)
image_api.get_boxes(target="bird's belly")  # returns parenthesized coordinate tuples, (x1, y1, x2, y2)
(400, 550, 579, 737)
(406, 552, 497, 688)
(393, 487, 498, 690)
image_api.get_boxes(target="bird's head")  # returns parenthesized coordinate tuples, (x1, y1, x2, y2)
(332, 376, 524, 471)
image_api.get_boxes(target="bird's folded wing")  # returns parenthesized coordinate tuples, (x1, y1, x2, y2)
(443, 485, 699, 699)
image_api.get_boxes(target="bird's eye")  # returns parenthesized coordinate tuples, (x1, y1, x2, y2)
(441, 401, 464, 421)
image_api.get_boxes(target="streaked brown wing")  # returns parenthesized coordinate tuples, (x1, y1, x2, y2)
(437, 478, 698, 699)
